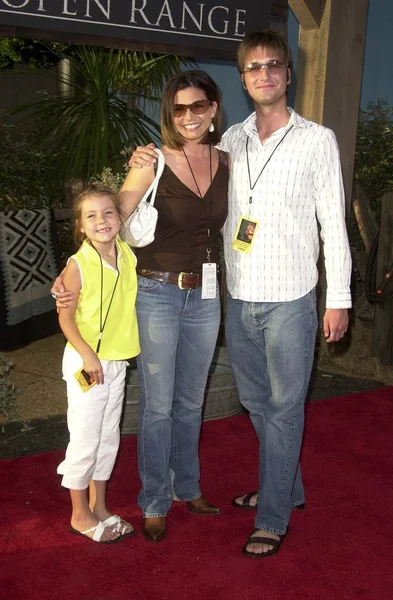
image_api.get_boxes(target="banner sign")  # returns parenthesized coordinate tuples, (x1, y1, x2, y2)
(0, 1, 273, 57)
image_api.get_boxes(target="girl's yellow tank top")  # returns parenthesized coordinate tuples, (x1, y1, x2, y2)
(67, 238, 140, 360)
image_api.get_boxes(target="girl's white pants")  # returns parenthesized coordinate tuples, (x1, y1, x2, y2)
(57, 346, 128, 490)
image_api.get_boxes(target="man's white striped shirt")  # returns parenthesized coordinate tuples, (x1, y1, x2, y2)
(219, 109, 352, 307)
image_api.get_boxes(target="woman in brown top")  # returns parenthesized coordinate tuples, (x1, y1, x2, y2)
(120, 70, 228, 542)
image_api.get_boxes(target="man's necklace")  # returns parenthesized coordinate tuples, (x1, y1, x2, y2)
(246, 125, 294, 211)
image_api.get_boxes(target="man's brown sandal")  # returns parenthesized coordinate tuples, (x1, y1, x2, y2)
(242, 529, 285, 559)
(232, 491, 305, 511)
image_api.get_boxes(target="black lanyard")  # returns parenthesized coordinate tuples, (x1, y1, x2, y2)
(90, 242, 120, 354)
(182, 145, 213, 263)
(246, 125, 294, 211)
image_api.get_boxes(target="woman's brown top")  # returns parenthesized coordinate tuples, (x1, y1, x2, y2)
(136, 149, 229, 274)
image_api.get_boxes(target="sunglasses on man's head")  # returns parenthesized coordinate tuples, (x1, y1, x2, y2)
(173, 99, 212, 118)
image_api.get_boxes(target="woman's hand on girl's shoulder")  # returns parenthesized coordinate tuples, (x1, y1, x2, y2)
(51, 269, 74, 308)
(57, 259, 81, 312)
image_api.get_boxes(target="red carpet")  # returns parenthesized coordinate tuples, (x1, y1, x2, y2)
(1, 388, 393, 600)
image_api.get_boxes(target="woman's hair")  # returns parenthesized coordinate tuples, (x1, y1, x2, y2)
(236, 29, 293, 74)
(161, 70, 223, 150)
(73, 182, 123, 246)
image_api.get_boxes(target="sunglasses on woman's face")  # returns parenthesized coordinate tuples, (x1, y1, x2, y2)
(173, 99, 212, 118)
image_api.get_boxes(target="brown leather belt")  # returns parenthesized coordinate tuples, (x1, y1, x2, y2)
(137, 269, 202, 289)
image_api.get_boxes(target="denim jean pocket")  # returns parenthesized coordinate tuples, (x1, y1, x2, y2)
(137, 275, 161, 290)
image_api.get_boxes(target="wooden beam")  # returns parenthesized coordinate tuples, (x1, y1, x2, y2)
(294, 0, 369, 218)
(0, 24, 237, 60)
(289, 0, 325, 29)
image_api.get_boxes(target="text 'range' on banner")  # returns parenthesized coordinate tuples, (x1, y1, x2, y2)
(0, 1, 274, 58)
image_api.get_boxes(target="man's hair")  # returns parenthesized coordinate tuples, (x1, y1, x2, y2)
(160, 70, 222, 150)
(236, 30, 293, 74)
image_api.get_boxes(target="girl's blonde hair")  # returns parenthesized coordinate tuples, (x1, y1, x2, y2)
(73, 183, 123, 246)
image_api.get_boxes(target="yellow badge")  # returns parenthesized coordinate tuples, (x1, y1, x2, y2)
(232, 216, 259, 254)
(74, 368, 97, 392)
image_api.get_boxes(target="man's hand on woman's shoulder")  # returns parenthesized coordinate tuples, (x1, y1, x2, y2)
(129, 143, 159, 169)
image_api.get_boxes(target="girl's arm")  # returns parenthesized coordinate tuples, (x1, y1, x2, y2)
(58, 258, 104, 384)
(119, 161, 156, 219)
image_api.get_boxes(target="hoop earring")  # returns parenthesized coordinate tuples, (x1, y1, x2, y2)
(208, 122, 215, 133)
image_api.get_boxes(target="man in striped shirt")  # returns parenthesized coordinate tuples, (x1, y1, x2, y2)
(222, 30, 351, 558)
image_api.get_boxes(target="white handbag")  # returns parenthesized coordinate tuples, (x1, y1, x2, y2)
(121, 148, 165, 248)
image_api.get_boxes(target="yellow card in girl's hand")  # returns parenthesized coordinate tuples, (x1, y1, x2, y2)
(74, 368, 97, 392)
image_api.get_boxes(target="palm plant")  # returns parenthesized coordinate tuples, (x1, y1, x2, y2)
(14, 46, 194, 181)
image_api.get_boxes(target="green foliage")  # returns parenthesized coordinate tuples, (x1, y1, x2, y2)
(1, 42, 194, 211)
(90, 162, 130, 193)
(0, 37, 74, 71)
(13, 46, 194, 182)
(355, 98, 393, 222)
(0, 354, 18, 423)
(0, 113, 60, 208)
(0, 112, 60, 209)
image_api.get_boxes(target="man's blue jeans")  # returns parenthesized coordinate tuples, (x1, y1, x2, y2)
(225, 289, 318, 535)
(136, 276, 220, 517)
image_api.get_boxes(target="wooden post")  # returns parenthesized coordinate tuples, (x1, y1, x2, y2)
(290, 0, 369, 218)
(371, 192, 393, 365)
(289, 0, 323, 29)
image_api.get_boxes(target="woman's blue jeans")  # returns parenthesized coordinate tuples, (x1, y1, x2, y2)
(136, 276, 220, 517)
(225, 289, 318, 535)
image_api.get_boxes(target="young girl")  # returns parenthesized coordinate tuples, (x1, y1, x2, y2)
(57, 183, 140, 544)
